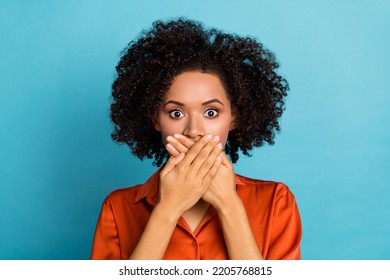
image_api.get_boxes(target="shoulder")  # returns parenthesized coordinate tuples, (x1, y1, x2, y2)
(101, 168, 161, 208)
(235, 173, 296, 202)
(103, 184, 144, 206)
(236, 173, 290, 191)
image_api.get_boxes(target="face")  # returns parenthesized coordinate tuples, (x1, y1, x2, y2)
(154, 71, 236, 147)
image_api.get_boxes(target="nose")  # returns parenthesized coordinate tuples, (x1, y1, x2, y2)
(183, 114, 205, 141)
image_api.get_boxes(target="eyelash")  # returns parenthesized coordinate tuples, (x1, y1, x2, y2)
(169, 109, 184, 119)
(204, 108, 219, 118)
(168, 108, 219, 119)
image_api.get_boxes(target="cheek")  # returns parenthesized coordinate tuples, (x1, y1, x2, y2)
(157, 117, 182, 144)
(206, 121, 231, 146)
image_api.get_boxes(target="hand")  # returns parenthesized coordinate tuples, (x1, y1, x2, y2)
(165, 134, 238, 212)
(158, 135, 223, 218)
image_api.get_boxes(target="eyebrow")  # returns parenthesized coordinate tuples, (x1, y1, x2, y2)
(163, 98, 225, 107)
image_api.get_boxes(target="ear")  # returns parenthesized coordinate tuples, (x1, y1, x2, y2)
(229, 109, 238, 131)
(151, 117, 161, 132)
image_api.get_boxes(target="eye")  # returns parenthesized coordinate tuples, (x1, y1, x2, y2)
(204, 108, 219, 118)
(169, 109, 184, 119)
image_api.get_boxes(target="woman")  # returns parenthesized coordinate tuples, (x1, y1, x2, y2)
(91, 18, 302, 260)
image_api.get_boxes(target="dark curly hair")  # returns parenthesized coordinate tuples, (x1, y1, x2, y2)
(111, 18, 289, 167)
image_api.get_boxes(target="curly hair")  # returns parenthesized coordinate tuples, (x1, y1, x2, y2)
(111, 18, 289, 167)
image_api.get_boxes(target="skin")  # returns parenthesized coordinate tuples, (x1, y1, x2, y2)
(130, 71, 263, 260)
(154, 71, 236, 148)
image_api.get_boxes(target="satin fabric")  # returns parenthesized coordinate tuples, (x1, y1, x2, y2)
(91, 168, 302, 260)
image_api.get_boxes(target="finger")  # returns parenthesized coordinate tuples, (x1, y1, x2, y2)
(201, 155, 222, 186)
(195, 141, 223, 178)
(173, 134, 195, 149)
(166, 136, 189, 154)
(186, 136, 220, 174)
(166, 143, 180, 156)
(220, 152, 231, 165)
(177, 134, 213, 168)
(160, 153, 185, 176)
(219, 152, 235, 173)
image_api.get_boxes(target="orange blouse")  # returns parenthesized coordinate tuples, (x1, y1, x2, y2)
(91, 169, 302, 260)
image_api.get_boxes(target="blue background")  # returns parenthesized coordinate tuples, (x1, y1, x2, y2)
(1, 0, 389, 259)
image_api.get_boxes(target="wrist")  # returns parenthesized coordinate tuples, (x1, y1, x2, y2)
(215, 193, 243, 216)
(153, 202, 182, 225)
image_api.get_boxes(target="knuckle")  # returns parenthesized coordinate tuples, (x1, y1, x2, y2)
(189, 145, 202, 155)
(212, 147, 221, 155)
(202, 177, 210, 186)
(198, 149, 209, 159)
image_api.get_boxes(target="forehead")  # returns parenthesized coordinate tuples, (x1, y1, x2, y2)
(165, 71, 229, 102)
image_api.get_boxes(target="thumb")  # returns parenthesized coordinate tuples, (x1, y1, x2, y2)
(220, 152, 231, 166)
(161, 153, 185, 176)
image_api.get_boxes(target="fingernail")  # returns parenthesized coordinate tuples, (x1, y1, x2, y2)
(166, 136, 174, 142)
(217, 156, 222, 162)
(174, 134, 181, 138)
(166, 143, 173, 151)
(205, 134, 212, 140)
(216, 143, 222, 150)
(213, 136, 220, 143)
